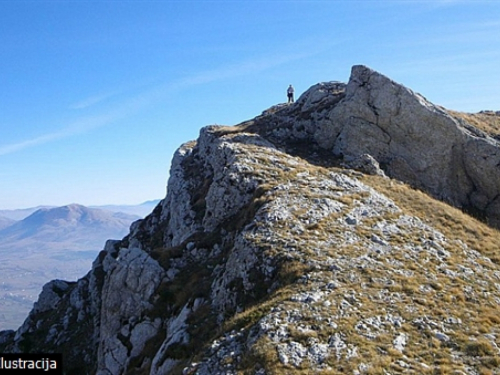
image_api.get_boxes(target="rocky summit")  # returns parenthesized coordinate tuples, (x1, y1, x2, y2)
(1, 65, 500, 375)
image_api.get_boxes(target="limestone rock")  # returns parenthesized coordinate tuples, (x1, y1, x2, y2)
(342, 153, 386, 176)
(326, 66, 500, 225)
(2, 65, 500, 375)
(32, 279, 71, 314)
(96, 246, 165, 374)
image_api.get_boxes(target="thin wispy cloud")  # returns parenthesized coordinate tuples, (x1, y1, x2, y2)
(0, 132, 65, 156)
(385, 0, 487, 11)
(0, 50, 314, 157)
(0, 109, 132, 156)
(421, 0, 495, 10)
(172, 50, 316, 90)
(435, 0, 464, 4)
(70, 90, 121, 110)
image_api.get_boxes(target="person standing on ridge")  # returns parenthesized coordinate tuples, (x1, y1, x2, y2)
(287, 84, 295, 103)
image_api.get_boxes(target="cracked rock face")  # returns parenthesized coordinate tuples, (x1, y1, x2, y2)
(1, 65, 500, 375)
(97, 246, 164, 375)
(322, 65, 500, 227)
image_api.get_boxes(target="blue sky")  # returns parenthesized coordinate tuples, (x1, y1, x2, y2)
(1, 0, 499, 210)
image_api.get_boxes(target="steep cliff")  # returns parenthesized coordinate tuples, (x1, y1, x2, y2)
(2, 65, 500, 375)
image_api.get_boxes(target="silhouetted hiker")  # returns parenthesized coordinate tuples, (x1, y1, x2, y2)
(287, 84, 295, 103)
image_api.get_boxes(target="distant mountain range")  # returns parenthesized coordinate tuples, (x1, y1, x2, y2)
(0, 199, 160, 221)
(0, 216, 15, 231)
(0, 200, 160, 330)
(0, 204, 139, 251)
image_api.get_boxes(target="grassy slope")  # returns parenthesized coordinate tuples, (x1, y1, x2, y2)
(140, 110, 500, 375)
(179, 132, 500, 374)
(248, 171, 500, 374)
(450, 110, 500, 139)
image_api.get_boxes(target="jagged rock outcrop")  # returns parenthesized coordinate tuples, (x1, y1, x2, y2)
(1, 65, 500, 375)
(246, 65, 500, 227)
(331, 66, 500, 227)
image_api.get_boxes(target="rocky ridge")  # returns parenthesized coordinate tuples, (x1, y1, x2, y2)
(245, 65, 500, 227)
(1, 65, 500, 375)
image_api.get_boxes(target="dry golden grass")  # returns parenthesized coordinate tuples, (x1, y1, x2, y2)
(450, 110, 500, 138)
(360, 175, 500, 262)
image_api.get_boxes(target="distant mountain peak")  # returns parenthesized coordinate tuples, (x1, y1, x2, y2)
(0, 203, 142, 330)
(2, 204, 139, 234)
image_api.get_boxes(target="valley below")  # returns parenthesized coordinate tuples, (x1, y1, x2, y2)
(0, 202, 158, 330)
